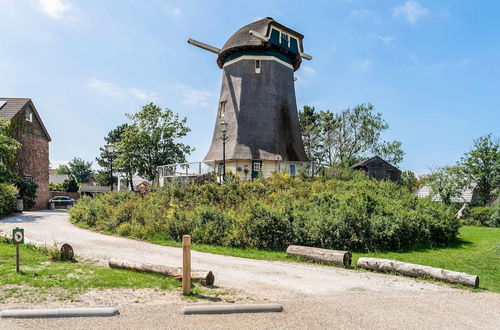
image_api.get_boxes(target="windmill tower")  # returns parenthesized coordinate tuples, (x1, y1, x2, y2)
(188, 17, 312, 179)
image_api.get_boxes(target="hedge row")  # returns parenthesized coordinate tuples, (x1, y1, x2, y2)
(70, 172, 459, 252)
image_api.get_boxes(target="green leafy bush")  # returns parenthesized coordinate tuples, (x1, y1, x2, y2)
(70, 172, 459, 252)
(16, 180, 38, 210)
(0, 183, 18, 216)
(462, 205, 500, 227)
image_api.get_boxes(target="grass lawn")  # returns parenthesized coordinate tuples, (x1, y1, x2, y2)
(148, 226, 499, 292)
(0, 238, 180, 302)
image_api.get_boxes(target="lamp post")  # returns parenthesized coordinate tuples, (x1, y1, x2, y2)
(106, 144, 117, 191)
(220, 120, 228, 182)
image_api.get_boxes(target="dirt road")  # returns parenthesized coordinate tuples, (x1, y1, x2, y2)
(1, 211, 499, 329)
(0, 211, 453, 299)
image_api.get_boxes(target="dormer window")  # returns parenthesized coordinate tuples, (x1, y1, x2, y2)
(25, 111, 33, 122)
(280, 32, 290, 47)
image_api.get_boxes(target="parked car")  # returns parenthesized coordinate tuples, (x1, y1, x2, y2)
(49, 196, 76, 209)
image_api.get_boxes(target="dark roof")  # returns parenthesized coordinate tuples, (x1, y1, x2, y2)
(0, 98, 30, 120)
(351, 156, 401, 171)
(217, 17, 304, 70)
(0, 97, 51, 141)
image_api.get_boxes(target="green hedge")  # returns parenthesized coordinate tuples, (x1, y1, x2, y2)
(0, 183, 18, 216)
(70, 172, 460, 252)
(462, 204, 500, 227)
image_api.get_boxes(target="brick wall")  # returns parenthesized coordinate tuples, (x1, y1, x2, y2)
(14, 133, 50, 210)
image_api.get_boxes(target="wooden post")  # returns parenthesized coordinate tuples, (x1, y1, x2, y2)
(182, 235, 191, 295)
(15, 244, 20, 273)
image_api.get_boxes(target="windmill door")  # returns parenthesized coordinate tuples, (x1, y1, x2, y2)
(251, 160, 263, 179)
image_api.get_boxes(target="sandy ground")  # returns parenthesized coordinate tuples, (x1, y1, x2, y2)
(1, 290, 499, 330)
(1, 211, 499, 329)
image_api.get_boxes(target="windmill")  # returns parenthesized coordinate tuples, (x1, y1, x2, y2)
(188, 17, 312, 180)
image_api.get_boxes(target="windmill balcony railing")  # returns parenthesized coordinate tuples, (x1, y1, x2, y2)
(157, 161, 328, 185)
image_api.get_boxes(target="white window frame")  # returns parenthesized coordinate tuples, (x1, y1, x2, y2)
(25, 111, 33, 122)
(255, 60, 261, 74)
(219, 101, 227, 118)
(253, 162, 261, 171)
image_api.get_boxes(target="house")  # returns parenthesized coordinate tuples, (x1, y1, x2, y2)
(351, 156, 401, 182)
(0, 98, 51, 209)
(49, 174, 69, 184)
(415, 185, 479, 205)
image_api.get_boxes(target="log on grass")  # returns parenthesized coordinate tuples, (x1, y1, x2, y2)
(357, 257, 479, 288)
(286, 245, 352, 266)
(108, 259, 215, 285)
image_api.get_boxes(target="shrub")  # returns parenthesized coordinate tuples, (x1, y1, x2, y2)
(16, 180, 38, 209)
(0, 183, 18, 216)
(70, 172, 460, 252)
(462, 205, 499, 227)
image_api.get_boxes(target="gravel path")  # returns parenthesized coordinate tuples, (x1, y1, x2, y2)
(1, 211, 499, 329)
(0, 210, 453, 299)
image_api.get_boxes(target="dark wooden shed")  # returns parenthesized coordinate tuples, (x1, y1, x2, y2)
(351, 156, 401, 182)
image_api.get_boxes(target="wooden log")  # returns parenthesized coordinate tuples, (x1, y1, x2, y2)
(286, 245, 352, 266)
(108, 259, 214, 285)
(357, 257, 479, 288)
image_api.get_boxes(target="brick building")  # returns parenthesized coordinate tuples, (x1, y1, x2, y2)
(0, 98, 51, 209)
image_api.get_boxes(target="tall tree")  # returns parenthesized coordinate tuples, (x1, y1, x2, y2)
(299, 104, 404, 166)
(67, 157, 93, 183)
(298, 105, 322, 162)
(55, 164, 71, 175)
(116, 103, 193, 181)
(96, 124, 131, 189)
(459, 134, 499, 206)
(427, 165, 467, 205)
(0, 120, 20, 183)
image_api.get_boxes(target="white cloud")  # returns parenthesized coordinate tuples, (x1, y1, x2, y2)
(354, 59, 372, 70)
(88, 78, 157, 101)
(393, 1, 429, 25)
(371, 34, 395, 44)
(37, 0, 71, 19)
(181, 88, 216, 108)
(457, 58, 472, 67)
(302, 66, 317, 76)
(168, 7, 181, 17)
(350, 9, 380, 24)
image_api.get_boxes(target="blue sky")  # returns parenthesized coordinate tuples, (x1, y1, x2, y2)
(1, 0, 498, 174)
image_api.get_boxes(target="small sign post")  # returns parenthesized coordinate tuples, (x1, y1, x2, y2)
(12, 227, 24, 273)
(182, 235, 191, 296)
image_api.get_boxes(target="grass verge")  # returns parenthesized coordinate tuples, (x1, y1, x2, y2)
(0, 237, 222, 303)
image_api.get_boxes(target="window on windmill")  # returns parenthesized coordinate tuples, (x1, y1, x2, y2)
(219, 101, 227, 118)
(255, 60, 261, 74)
(281, 32, 290, 47)
(25, 110, 33, 122)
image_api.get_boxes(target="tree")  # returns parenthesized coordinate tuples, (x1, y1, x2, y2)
(62, 176, 79, 193)
(298, 104, 404, 167)
(298, 106, 322, 162)
(67, 157, 93, 183)
(116, 103, 193, 181)
(96, 124, 129, 189)
(459, 134, 499, 206)
(427, 166, 467, 205)
(55, 164, 71, 175)
(0, 120, 20, 183)
(400, 170, 419, 192)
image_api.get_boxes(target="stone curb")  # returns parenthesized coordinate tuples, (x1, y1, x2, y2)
(0, 308, 120, 319)
(181, 304, 283, 315)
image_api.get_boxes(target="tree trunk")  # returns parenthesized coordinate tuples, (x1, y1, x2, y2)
(356, 257, 479, 288)
(108, 259, 214, 285)
(286, 245, 352, 266)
